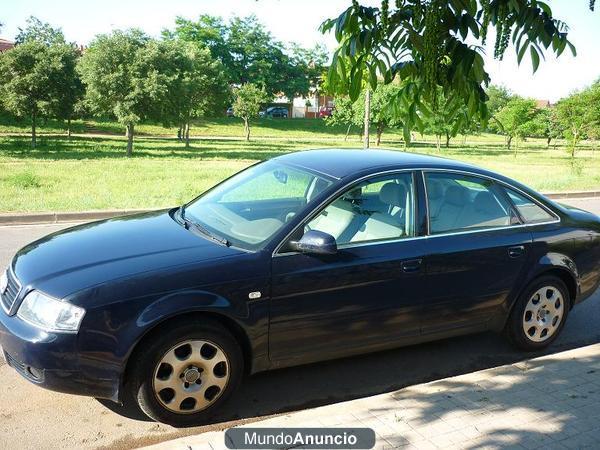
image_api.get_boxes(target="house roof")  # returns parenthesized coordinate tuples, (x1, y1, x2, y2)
(0, 38, 14, 52)
(535, 99, 551, 108)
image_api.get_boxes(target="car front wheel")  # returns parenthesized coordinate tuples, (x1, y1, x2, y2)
(129, 319, 243, 426)
(506, 275, 570, 351)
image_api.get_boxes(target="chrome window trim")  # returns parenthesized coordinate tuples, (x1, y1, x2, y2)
(1, 266, 23, 315)
(272, 166, 561, 258)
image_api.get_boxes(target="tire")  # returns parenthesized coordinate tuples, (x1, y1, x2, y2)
(128, 318, 243, 426)
(505, 275, 570, 351)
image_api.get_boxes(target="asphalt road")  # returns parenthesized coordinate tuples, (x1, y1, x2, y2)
(1, 197, 600, 450)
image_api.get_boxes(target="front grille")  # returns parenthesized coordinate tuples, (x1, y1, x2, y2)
(1, 269, 21, 314)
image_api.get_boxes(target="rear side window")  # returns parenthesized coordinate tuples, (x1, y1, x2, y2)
(505, 189, 556, 224)
(425, 172, 513, 234)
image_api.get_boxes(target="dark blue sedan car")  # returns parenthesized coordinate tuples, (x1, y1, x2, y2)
(1, 149, 600, 426)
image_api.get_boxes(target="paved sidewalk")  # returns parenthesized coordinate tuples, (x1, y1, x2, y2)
(145, 343, 600, 450)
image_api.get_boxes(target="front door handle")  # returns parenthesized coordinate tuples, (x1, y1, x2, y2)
(402, 258, 422, 273)
(508, 245, 525, 258)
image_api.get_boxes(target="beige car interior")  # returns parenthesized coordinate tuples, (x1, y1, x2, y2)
(307, 179, 413, 245)
(427, 177, 511, 234)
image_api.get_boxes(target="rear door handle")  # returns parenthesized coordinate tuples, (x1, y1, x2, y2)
(402, 258, 422, 273)
(508, 245, 525, 258)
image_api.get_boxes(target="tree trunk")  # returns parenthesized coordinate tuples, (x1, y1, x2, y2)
(445, 132, 450, 148)
(507, 135, 512, 150)
(546, 137, 551, 148)
(376, 122, 384, 146)
(571, 130, 579, 158)
(125, 124, 134, 157)
(67, 117, 72, 139)
(31, 113, 37, 148)
(177, 125, 182, 141)
(363, 88, 370, 149)
(436, 134, 441, 152)
(344, 124, 352, 141)
(185, 123, 190, 148)
(244, 118, 250, 141)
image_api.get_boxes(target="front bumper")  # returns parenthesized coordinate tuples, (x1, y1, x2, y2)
(0, 309, 117, 400)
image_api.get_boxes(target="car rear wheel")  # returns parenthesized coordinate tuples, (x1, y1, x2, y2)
(506, 275, 570, 351)
(129, 319, 243, 426)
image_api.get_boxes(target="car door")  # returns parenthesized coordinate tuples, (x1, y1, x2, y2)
(269, 171, 428, 366)
(420, 171, 533, 336)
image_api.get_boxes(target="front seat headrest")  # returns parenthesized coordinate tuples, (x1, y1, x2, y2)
(445, 185, 468, 206)
(379, 183, 407, 208)
(427, 179, 444, 200)
(474, 191, 498, 214)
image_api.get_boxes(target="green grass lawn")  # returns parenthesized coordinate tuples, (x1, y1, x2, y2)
(0, 123, 599, 212)
(0, 115, 405, 140)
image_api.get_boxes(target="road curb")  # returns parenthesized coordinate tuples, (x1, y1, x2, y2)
(544, 190, 600, 199)
(0, 209, 153, 226)
(1, 190, 600, 226)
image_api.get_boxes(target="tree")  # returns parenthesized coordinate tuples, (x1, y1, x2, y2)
(51, 46, 84, 138)
(583, 82, 600, 152)
(158, 40, 230, 147)
(554, 87, 599, 157)
(15, 16, 65, 45)
(233, 83, 268, 141)
(78, 30, 169, 156)
(356, 83, 405, 146)
(423, 96, 469, 151)
(486, 85, 513, 133)
(321, 1, 590, 135)
(494, 98, 539, 154)
(328, 83, 407, 146)
(325, 95, 358, 141)
(168, 15, 325, 99)
(0, 40, 78, 147)
(529, 107, 560, 148)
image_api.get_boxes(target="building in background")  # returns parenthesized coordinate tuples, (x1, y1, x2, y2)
(0, 38, 14, 52)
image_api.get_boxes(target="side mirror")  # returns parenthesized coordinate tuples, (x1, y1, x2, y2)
(290, 230, 337, 255)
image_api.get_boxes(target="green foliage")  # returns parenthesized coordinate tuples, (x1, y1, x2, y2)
(78, 30, 172, 155)
(8, 171, 42, 189)
(494, 97, 539, 152)
(423, 91, 470, 150)
(554, 83, 600, 157)
(167, 15, 327, 99)
(0, 40, 80, 147)
(15, 16, 65, 46)
(154, 39, 230, 146)
(328, 83, 406, 144)
(321, 1, 586, 134)
(486, 85, 512, 115)
(233, 83, 269, 141)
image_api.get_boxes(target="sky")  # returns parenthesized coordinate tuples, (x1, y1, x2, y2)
(2, 0, 599, 102)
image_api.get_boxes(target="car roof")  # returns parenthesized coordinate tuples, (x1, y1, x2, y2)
(274, 148, 483, 180)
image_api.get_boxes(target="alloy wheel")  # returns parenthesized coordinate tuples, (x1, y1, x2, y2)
(522, 286, 564, 343)
(152, 340, 229, 414)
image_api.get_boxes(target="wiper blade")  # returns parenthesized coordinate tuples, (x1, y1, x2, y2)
(179, 207, 230, 247)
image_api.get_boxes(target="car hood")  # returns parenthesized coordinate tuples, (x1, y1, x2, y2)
(12, 209, 245, 298)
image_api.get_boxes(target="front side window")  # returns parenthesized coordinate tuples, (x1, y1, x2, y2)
(184, 161, 334, 249)
(305, 172, 415, 245)
(505, 189, 556, 224)
(426, 172, 514, 234)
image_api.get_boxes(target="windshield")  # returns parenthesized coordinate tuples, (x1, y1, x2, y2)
(183, 161, 334, 250)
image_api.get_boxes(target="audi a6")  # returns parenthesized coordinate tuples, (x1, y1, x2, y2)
(1, 149, 600, 426)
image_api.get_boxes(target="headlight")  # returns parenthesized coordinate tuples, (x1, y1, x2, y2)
(17, 290, 85, 333)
